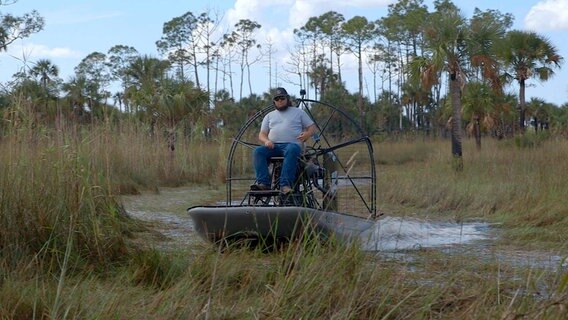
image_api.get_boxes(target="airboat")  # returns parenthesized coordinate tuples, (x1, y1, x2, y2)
(188, 90, 378, 246)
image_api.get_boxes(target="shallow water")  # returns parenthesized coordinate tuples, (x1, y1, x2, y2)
(361, 216, 492, 251)
(121, 186, 567, 270)
(121, 185, 224, 249)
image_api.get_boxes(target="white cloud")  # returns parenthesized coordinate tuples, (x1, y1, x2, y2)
(227, 0, 291, 27)
(343, 0, 395, 8)
(52, 12, 123, 25)
(4, 43, 81, 61)
(525, 0, 568, 31)
(221, 0, 395, 90)
(227, 0, 394, 31)
(40, 4, 123, 26)
(226, 0, 260, 26)
(38, 46, 82, 59)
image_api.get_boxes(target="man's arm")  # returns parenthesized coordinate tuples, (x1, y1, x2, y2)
(259, 130, 274, 148)
(306, 123, 316, 136)
(297, 124, 316, 142)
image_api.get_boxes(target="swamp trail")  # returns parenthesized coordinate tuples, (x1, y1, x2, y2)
(121, 186, 567, 271)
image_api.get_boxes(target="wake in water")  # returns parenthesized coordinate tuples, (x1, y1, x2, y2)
(360, 216, 491, 251)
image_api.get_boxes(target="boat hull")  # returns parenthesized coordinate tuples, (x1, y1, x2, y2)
(188, 205, 375, 246)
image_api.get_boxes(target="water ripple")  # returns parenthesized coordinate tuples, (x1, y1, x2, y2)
(361, 216, 492, 251)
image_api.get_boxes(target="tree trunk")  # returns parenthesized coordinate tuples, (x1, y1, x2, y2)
(167, 129, 177, 179)
(519, 78, 526, 133)
(192, 47, 201, 88)
(474, 116, 481, 150)
(357, 45, 365, 131)
(449, 72, 463, 171)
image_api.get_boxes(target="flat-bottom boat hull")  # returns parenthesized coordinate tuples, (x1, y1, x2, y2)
(188, 205, 375, 246)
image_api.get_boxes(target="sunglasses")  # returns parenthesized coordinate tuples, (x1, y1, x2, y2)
(273, 96, 286, 101)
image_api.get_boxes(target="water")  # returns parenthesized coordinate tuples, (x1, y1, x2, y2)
(121, 186, 224, 249)
(124, 188, 494, 253)
(361, 216, 492, 251)
(121, 187, 567, 270)
(360, 216, 567, 271)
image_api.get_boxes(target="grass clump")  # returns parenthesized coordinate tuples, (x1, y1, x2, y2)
(376, 138, 568, 246)
(0, 135, 131, 274)
(2, 124, 568, 319)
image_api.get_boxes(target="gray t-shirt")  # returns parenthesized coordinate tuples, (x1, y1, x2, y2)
(261, 107, 314, 146)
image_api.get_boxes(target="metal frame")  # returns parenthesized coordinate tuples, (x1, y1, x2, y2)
(225, 97, 377, 219)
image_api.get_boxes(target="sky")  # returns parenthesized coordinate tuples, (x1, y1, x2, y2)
(1, 0, 567, 106)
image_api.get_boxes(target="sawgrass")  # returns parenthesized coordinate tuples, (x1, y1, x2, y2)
(376, 136, 568, 246)
(1, 125, 568, 319)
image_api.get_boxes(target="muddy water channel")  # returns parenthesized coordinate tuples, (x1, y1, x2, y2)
(121, 186, 224, 249)
(121, 186, 567, 271)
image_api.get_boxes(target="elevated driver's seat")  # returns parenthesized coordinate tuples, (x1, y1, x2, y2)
(244, 154, 322, 207)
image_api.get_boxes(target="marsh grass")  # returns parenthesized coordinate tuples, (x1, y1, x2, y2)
(76, 123, 229, 191)
(1, 125, 568, 319)
(377, 137, 568, 245)
(0, 133, 128, 269)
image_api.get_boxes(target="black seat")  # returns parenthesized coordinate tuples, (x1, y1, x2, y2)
(245, 156, 290, 206)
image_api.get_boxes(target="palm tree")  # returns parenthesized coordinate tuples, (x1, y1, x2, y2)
(525, 97, 554, 132)
(30, 59, 59, 90)
(30, 59, 60, 113)
(497, 30, 563, 133)
(410, 0, 468, 171)
(155, 78, 209, 168)
(469, 10, 511, 72)
(62, 75, 89, 123)
(401, 80, 430, 129)
(124, 55, 171, 120)
(462, 82, 495, 150)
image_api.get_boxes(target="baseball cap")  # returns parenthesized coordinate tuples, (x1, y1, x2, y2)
(273, 87, 288, 99)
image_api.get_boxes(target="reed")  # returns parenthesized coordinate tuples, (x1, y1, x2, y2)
(3, 239, 566, 319)
(0, 123, 228, 268)
(0, 134, 128, 266)
(72, 123, 229, 191)
(376, 136, 568, 246)
(1, 124, 568, 319)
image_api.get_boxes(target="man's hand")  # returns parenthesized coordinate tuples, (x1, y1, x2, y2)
(259, 131, 273, 148)
(297, 131, 310, 142)
(264, 140, 274, 148)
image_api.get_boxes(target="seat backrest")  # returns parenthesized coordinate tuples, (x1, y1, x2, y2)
(268, 154, 317, 191)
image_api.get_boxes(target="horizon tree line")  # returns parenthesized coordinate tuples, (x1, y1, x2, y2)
(0, 0, 566, 168)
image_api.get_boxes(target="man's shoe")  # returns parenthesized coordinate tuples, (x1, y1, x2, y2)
(250, 183, 270, 191)
(280, 186, 292, 194)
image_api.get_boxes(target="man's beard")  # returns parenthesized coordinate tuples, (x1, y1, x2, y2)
(275, 104, 288, 111)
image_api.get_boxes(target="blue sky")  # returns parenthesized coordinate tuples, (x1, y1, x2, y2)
(1, 0, 567, 106)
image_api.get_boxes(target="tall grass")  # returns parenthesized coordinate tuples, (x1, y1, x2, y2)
(0, 133, 127, 269)
(376, 137, 568, 245)
(3, 238, 567, 319)
(75, 123, 229, 191)
(0, 123, 228, 265)
(1, 124, 568, 319)
(0, 123, 228, 317)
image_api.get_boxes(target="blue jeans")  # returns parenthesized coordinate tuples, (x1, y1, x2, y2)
(253, 143, 302, 188)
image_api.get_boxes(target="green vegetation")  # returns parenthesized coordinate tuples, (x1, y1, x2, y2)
(1, 0, 566, 167)
(1, 0, 567, 318)
(377, 137, 568, 246)
(1, 125, 568, 319)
